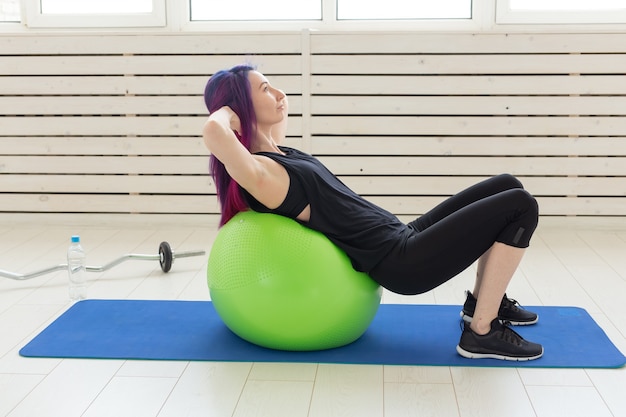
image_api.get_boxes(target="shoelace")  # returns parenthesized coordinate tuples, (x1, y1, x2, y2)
(460, 319, 525, 347)
(497, 321, 524, 347)
(502, 294, 524, 312)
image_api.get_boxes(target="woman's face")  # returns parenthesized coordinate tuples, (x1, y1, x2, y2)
(248, 70, 286, 128)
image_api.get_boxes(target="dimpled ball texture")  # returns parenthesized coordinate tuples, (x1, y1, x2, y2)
(207, 211, 382, 351)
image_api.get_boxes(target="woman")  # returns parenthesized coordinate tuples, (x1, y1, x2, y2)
(203, 64, 543, 361)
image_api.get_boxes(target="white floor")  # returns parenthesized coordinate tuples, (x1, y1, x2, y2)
(0, 215, 625, 417)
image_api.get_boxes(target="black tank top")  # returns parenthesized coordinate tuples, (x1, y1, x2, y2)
(240, 146, 410, 272)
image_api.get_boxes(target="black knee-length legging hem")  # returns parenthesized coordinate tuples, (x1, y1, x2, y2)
(368, 174, 539, 295)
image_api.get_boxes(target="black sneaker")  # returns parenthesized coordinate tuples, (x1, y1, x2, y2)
(461, 291, 538, 325)
(457, 318, 544, 361)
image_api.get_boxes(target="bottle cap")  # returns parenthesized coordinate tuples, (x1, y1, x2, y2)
(71, 235, 80, 243)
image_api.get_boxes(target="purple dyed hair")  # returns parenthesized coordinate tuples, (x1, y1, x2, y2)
(204, 64, 257, 226)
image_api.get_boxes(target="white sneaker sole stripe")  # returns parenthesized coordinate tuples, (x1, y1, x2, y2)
(456, 345, 544, 361)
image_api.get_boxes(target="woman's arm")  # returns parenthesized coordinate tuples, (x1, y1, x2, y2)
(203, 106, 263, 190)
(202, 106, 289, 209)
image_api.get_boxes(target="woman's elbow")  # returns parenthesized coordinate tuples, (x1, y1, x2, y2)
(202, 119, 222, 152)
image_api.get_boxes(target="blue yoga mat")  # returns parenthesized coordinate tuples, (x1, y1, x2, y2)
(20, 299, 625, 368)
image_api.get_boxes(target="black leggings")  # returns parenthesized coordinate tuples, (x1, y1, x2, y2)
(368, 174, 539, 295)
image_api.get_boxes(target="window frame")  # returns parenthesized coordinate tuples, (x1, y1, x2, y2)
(182, 0, 481, 32)
(21, 0, 166, 28)
(3, 0, 626, 32)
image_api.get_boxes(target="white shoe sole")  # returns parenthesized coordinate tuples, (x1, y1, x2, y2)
(456, 344, 544, 361)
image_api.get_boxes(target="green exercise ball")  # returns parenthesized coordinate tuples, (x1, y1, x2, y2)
(207, 211, 382, 351)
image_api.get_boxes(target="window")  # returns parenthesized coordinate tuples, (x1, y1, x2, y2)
(509, 0, 626, 11)
(497, 0, 626, 24)
(40, 0, 153, 14)
(190, 0, 321, 21)
(0, 0, 20, 22)
(8, 0, 626, 30)
(337, 0, 471, 20)
(22, 0, 165, 27)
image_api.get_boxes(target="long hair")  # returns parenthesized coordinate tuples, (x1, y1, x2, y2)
(204, 64, 257, 226)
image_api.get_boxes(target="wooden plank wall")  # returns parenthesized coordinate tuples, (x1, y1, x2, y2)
(1, 31, 625, 222)
(0, 33, 304, 222)
(309, 33, 626, 218)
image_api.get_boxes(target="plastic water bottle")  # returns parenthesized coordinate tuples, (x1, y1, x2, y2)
(67, 235, 86, 301)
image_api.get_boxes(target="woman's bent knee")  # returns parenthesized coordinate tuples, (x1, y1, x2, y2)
(494, 173, 524, 190)
(500, 188, 539, 247)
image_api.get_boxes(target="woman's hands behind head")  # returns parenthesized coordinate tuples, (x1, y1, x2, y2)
(203, 105, 244, 155)
(221, 105, 242, 137)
